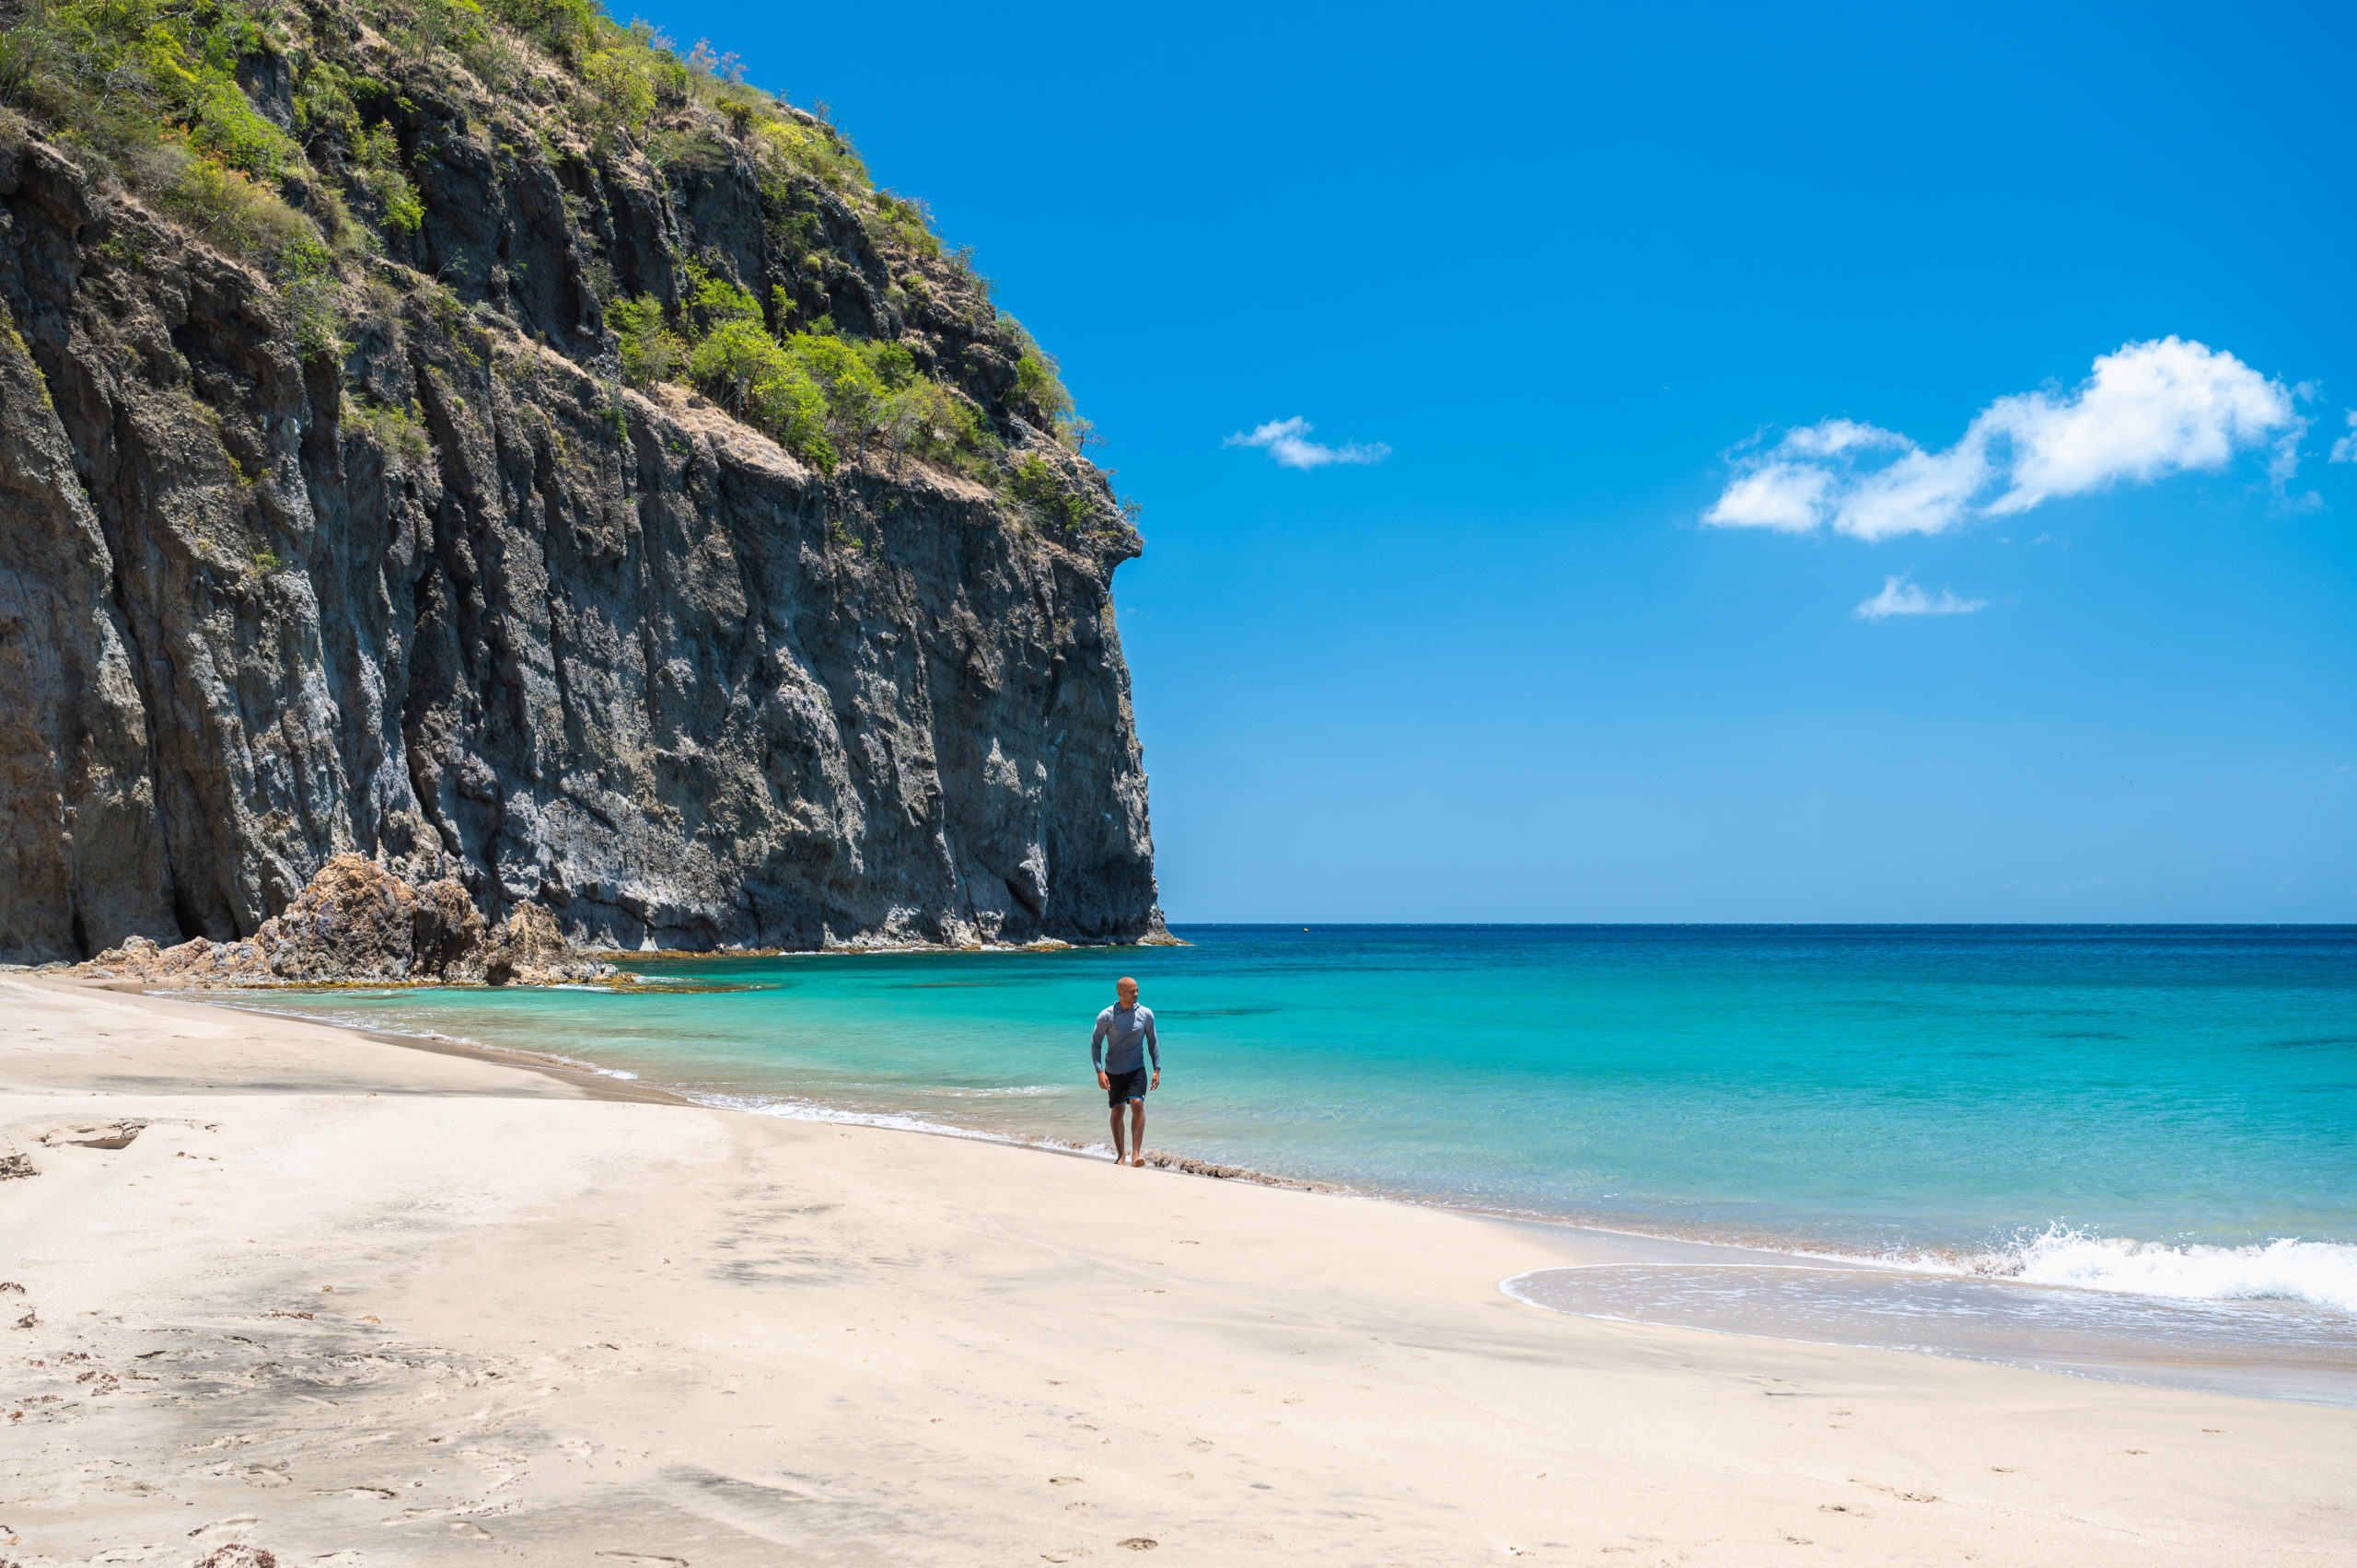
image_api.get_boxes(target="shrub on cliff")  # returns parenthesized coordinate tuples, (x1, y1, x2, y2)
(610, 294, 688, 386)
(351, 122, 425, 236)
(610, 273, 1000, 481)
(343, 393, 432, 469)
(481, 0, 598, 64)
(870, 190, 942, 261)
(746, 114, 868, 199)
(887, 378, 993, 478)
(287, 62, 419, 241)
(1011, 453, 1109, 533)
(689, 313, 834, 469)
(578, 41, 658, 141)
(158, 152, 319, 264)
(996, 318, 1084, 447)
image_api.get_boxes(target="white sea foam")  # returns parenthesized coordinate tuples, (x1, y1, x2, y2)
(713, 1094, 1125, 1161)
(552, 1058, 639, 1081)
(725, 1095, 1030, 1141)
(1949, 1227, 2357, 1314)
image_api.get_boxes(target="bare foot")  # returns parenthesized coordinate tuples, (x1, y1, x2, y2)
(1130, 1155, 1145, 1167)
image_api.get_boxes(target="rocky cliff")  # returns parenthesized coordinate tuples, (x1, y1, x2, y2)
(0, 0, 1167, 962)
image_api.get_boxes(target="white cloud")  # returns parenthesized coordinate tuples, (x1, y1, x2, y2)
(1225, 416, 1391, 470)
(1830, 439, 1993, 540)
(1703, 462, 1830, 529)
(1982, 338, 2303, 512)
(1707, 338, 2305, 540)
(1852, 572, 1988, 621)
(2331, 411, 2357, 464)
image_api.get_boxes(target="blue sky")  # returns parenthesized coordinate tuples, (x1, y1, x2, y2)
(644, 0, 2353, 921)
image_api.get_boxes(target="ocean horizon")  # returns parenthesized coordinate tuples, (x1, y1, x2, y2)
(226, 922, 2357, 1402)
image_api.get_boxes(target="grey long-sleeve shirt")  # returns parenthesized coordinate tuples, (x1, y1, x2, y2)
(1091, 1005, 1159, 1075)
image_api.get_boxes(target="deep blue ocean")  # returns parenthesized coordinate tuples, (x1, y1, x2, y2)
(237, 924, 2357, 1316)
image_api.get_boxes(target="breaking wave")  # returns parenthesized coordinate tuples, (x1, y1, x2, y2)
(1922, 1226, 2357, 1313)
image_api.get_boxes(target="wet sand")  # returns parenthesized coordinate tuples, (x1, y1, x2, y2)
(2, 973, 2351, 1564)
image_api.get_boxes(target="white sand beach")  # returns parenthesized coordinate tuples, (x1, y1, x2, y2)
(2, 973, 2350, 1566)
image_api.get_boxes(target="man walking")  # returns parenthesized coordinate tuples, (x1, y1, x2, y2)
(1092, 976, 1160, 1167)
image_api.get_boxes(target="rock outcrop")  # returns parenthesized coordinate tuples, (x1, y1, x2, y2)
(76, 854, 610, 985)
(0, 2, 1168, 962)
(256, 854, 486, 981)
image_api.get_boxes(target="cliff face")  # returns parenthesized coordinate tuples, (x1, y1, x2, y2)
(0, 2, 1164, 960)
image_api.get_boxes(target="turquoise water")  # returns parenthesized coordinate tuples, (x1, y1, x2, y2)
(235, 924, 2357, 1313)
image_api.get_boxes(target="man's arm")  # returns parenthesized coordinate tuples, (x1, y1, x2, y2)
(1090, 1013, 1109, 1073)
(1144, 1010, 1160, 1076)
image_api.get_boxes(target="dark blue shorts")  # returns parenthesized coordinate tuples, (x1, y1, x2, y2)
(1105, 1067, 1148, 1106)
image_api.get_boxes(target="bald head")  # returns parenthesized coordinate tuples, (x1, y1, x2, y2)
(1116, 976, 1138, 1006)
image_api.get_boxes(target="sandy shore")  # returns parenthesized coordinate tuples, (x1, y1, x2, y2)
(2, 976, 2350, 1565)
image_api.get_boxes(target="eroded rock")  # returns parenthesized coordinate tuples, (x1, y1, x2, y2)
(480, 901, 604, 986)
(73, 855, 602, 986)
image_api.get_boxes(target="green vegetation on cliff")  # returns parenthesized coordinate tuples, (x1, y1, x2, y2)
(608, 267, 990, 477)
(0, 0, 1125, 525)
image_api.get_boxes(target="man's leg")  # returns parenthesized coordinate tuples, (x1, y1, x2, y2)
(1128, 1099, 1145, 1167)
(1108, 1101, 1126, 1163)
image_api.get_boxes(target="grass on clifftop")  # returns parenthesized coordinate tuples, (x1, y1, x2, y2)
(0, 0, 1119, 527)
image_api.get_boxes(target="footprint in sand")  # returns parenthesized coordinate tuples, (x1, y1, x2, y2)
(40, 1120, 146, 1149)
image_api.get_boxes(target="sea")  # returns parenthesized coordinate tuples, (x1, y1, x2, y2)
(226, 923, 2357, 1405)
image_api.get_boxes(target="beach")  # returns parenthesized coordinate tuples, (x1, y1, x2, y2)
(3, 973, 2351, 1565)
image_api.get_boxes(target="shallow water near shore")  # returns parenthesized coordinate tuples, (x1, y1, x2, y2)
(1503, 1260, 2357, 1406)
(226, 923, 2357, 1400)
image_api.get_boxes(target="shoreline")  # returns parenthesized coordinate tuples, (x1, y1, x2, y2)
(172, 982, 2357, 1410)
(162, 985, 1942, 1240)
(167, 986, 704, 1108)
(6, 972, 2353, 1564)
(178, 980, 2350, 1265)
